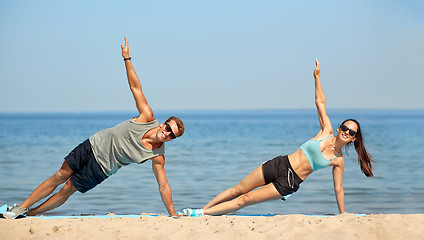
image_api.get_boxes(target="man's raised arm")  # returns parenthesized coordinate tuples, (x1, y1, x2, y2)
(121, 37, 154, 122)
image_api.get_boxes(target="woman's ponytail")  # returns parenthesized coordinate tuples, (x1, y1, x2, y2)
(342, 119, 374, 177)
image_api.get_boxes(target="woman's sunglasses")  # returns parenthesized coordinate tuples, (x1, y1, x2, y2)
(164, 122, 176, 139)
(340, 125, 357, 137)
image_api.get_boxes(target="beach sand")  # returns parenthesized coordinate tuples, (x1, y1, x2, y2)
(1, 213, 423, 240)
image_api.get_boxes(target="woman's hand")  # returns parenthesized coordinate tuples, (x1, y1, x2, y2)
(121, 37, 130, 59)
(314, 59, 320, 78)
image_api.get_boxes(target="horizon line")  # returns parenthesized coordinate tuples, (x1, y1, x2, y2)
(1, 108, 424, 114)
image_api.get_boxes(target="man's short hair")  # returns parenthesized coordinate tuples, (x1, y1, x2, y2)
(166, 116, 185, 137)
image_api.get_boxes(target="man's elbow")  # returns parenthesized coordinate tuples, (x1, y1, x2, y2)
(159, 185, 168, 193)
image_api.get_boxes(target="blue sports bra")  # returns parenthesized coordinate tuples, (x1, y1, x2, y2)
(299, 135, 341, 172)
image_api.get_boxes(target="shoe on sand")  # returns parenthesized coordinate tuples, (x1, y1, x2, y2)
(183, 208, 204, 217)
(0, 204, 28, 219)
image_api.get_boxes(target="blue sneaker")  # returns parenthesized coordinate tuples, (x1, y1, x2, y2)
(183, 208, 204, 217)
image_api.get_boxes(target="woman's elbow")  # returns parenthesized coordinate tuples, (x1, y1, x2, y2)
(334, 185, 344, 194)
(315, 98, 325, 106)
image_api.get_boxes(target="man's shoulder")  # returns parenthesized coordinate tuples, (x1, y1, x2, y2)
(133, 108, 156, 123)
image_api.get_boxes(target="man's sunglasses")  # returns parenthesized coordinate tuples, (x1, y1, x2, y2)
(340, 125, 357, 137)
(164, 122, 176, 139)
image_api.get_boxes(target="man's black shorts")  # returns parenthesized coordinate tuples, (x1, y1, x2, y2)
(65, 139, 108, 193)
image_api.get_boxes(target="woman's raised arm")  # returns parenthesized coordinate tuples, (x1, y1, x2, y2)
(314, 59, 332, 135)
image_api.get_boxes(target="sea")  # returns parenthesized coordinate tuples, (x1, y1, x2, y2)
(0, 110, 423, 216)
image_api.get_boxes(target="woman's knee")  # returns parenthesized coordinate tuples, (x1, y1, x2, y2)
(234, 193, 253, 208)
(232, 179, 257, 196)
(230, 185, 245, 197)
(232, 166, 265, 196)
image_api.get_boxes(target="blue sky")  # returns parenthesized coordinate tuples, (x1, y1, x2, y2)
(1, 0, 423, 112)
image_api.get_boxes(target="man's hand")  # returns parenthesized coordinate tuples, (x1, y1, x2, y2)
(121, 37, 130, 59)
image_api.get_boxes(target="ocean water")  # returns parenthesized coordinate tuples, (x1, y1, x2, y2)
(0, 110, 423, 216)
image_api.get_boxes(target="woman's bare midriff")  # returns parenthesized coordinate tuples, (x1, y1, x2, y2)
(288, 149, 313, 181)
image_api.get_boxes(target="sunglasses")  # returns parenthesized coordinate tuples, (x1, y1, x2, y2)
(340, 125, 357, 137)
(164, 122, 176, 139)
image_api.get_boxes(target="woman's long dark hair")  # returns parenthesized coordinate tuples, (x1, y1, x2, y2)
(342, 119, 374, 177)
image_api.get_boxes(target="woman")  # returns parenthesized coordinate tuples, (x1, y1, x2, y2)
(184, 59, 373, 216)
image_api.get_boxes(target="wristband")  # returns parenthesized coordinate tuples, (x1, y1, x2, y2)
(124, 57, 131, 61)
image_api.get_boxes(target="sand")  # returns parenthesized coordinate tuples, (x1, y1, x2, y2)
(1, 213, 423, 240)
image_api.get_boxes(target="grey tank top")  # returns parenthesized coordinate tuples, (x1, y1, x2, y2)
(89, 119, 165, 176)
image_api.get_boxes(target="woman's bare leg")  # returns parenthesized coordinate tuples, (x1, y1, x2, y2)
(203, 165, 266, 210)
(203, 183, 282, 215)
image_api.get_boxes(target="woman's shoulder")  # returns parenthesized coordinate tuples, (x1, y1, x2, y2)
(330, 154, 344, 168)
(312, 129, 334, 140)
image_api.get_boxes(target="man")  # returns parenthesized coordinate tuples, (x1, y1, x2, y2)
(1, 37, 185, 218)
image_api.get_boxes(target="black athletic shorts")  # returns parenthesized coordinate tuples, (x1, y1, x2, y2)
(64, 139, 108, 193)
(262, 155, 303, 200)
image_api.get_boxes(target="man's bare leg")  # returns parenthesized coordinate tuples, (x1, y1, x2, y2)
(28, 179, 77, 216)
(20, 161, 74, 211)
